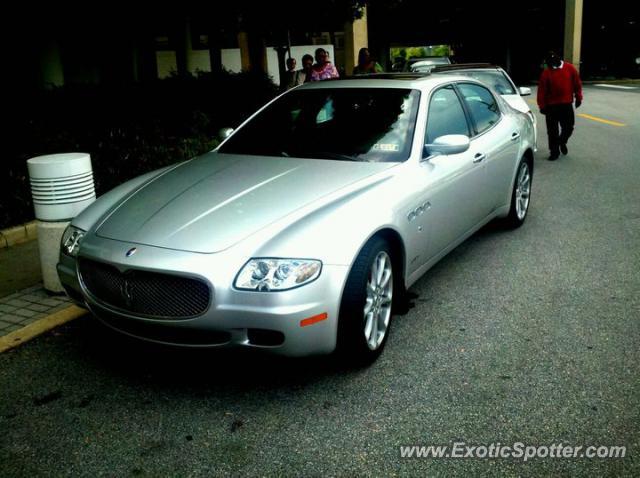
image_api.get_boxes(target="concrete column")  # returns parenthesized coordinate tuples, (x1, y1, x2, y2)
(184, 18, 201, 74)
(40, 40, 65, 88)
(564, 0, 583, 70)
(175, 18, 195, 76)
(208, 28, 222, 73)
(344, 6, 369, 76)
(37, 220, 68, 293)
(237, 31, 267, 73)
(238, 31, 251, 71)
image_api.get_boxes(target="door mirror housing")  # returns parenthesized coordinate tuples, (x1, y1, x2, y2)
(218, 127, 234, 141)
(519, 86, 532, 96)
(424, 134, 470, 158)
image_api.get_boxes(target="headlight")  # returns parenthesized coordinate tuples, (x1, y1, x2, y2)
(235, 258, 322, 291)
(61, 226, 85, 257)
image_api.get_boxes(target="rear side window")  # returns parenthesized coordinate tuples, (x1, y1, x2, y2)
(457, 83, 501, 134)
(425, 86, 470, 144)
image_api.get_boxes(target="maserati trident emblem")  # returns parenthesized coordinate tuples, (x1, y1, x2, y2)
(125, 247, 137, 257)
(121, 277, 133, 307)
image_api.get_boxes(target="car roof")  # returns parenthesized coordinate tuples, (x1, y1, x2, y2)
(295, 73, 475, 91)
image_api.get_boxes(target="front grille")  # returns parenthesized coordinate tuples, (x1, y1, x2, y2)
(79, 258, 210, 319)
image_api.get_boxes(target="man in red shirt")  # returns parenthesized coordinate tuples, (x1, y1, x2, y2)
(537, 51, 583, 160)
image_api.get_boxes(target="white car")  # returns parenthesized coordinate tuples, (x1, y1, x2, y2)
(404, 56, 452, 73)
(58, 75, 535, 363)
(433, 64, 538, 151)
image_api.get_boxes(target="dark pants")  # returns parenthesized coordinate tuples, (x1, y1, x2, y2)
(545, 103, 575, 154)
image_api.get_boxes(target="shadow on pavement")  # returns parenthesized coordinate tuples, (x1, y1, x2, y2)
(69, 316, 362, 392)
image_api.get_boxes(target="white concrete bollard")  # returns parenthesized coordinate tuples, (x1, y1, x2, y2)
(36, 221, 69, 292)
(27, 153, 96, 293)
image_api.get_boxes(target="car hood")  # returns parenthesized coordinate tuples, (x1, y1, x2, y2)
(96, 153, 396, 253)
(502, 94, 531, 114)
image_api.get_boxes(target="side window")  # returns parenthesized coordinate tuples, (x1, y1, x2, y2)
(425, 86, 470, 144)
(457, 83, 501, 134)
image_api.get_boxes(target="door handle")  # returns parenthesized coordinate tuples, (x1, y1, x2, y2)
(511, 132, 520, 141)
(473, 153, 486, 163)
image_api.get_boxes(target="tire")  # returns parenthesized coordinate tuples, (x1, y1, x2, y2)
(504, 158, 532, 228)
(337, 236, 394, 365)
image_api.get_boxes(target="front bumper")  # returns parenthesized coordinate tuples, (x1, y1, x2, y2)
(57, 237, 349, 357)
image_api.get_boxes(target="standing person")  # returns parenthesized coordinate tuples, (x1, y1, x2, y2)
(301, 54, 314, 83)
(537, 50, 583, 161)
(310, 48, 339, 81)
(282, 57, 305, 90)
(353, 47, 383, 75)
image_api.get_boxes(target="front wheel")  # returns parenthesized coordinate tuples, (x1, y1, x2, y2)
(337, 237, 394, 364)
(504, 158, 532, 228)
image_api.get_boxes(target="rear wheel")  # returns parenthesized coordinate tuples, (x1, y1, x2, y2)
(337, 237, 394, 364)
(504, 158, 532, 228)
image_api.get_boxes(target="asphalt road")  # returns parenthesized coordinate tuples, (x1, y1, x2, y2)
(1, 85, 639, 477)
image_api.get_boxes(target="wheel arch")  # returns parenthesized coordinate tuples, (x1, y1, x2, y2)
(373, 228, 407, 291)
(505, 147, 534, 210)
(523, 147, 534, 176)
(344, 227, 408, 297)
(335, 226, 406, 360)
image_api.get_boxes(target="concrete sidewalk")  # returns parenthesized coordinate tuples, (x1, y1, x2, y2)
(0, 239, 43, 297)
(0, 237, 83, 350)
(0, 285, 71, 335)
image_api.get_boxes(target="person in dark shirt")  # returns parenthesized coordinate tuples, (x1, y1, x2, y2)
(283, 57, 305, 90)
(353, 48, 383, 75)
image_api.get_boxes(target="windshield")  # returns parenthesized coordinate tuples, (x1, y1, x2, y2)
(445, 70, 516, 95)
(219, 88, 420, 163)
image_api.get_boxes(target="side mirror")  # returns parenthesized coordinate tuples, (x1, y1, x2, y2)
(519, 87, 532, 96)
(218, 127, 234, 141)
(424, 134, 470, 158)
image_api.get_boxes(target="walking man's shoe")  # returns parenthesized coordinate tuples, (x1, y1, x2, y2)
(548, 152, 560, 161)
(560, 143, 568, 155)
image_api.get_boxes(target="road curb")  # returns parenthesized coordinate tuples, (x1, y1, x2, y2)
(0, 221, 38, 248)
(0, 305, 87, 353)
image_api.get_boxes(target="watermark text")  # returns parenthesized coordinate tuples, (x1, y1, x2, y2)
(400, 442, 626, 462)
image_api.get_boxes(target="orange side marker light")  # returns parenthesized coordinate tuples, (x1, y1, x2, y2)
(300, 312, 328, 327)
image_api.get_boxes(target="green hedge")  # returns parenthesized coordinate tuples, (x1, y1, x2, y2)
(2, 71, 279, 229)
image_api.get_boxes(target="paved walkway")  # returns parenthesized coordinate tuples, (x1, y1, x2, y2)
(0, 237, 74, 339)
(0, 284, 71, 335)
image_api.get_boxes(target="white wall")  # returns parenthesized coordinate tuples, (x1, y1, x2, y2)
(156, 48, 243, 77)
(188, 50, 212, 73)
(156, 51, 177, 78)
(221, 48, 242, 73)
(157, 46, 328, 79)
